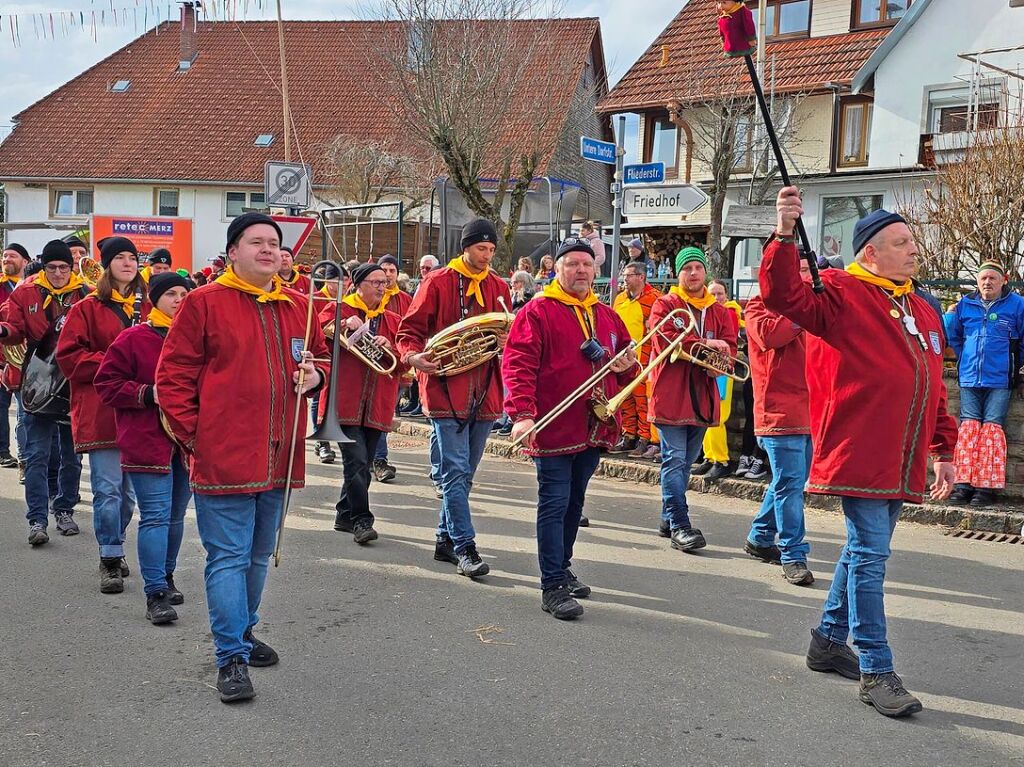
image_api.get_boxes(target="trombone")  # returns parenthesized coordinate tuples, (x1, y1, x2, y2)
(510, 308, 696, 448)
(671, 343, 750, 383)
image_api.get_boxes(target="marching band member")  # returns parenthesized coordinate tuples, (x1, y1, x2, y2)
(156, 213, 329, 703)
(57, 236, 150, 594)
(324, 262, 406, 544)
(504, 239, 636, 620)
(94, 273, 193, 625)
(0, 240, 88, 545)
(140, 247, 174, 284)
(648, 247, 737, 551)
(278, 246, 311, 294)
(0, 243, 31, 470)
(372, 254, 411, 483)
(762, 188, 957, 718)
(65, 237, 89, 272)
(313, 263, 343, 466)
(396, 218, 511, 578)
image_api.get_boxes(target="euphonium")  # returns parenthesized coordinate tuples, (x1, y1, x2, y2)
(671, 342, 750, 382)
(2, 342, 26, 368)
(324, 319, 398, 376)
(78, 256, 102, 287)
(423, 297, 512, 377)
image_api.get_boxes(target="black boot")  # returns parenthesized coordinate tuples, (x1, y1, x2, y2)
(782, 561, 815, 586)
(578, 515, 590, 527)
(119, 558, 130, 577)
(670, 527, 707, 552)
(947, 484, 974, 505)
(433, 534, 458, 565)
(99, 558, 124, 594)
(352, 519, 379, 545)
(805, 628, 860, 680)
(165, 573, 184, 605)
(859, 672, 923, 717)
(566, 569, 591, 599)
(744, 540, 781, 564)
(217, 657, 254, 703)
(657, 520, 671, 538)
(541, 585, 584, 620)
(145, 591, 178, 625)
(244, 629, 279, 667)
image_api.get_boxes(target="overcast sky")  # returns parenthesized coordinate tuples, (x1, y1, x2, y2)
(0, 1, 683, 129)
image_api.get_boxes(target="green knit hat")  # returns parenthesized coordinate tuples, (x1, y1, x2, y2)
(675, 246, 708, 273)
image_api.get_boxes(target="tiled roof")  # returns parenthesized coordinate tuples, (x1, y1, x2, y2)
(0, 18, 602, 184)
(598, 0, 889, 113)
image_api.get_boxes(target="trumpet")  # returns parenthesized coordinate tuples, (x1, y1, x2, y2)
(78, 256, 102, 287)
(511, 308, 695, 448)
(671, 342, 750, 382)
(423, 297, 512, 377)
(324, 319, 398, 376)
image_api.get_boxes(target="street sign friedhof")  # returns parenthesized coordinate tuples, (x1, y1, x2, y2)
(579, 136, 617, 165)
(623, 162, 665, 185)
(265, 160, 313, 208)
(622, 184, 710, 217)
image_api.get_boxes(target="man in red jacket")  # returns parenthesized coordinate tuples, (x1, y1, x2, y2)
(761, 187, 957, 718)
(0, 242, 30, 469)
(648, 247, 737, 551)
(325, 261, 405, 544)
(396, 218, 511, 579)
(371, 253, 411, 483)
(743, 262, 814, 586)
(157, 213, 329, 704)
(504, 238, 636, 620)
(277, 246, 311, 295)
(0, 240, 88, 546)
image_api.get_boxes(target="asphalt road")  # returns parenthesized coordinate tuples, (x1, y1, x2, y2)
(1, 433, 1022, 767)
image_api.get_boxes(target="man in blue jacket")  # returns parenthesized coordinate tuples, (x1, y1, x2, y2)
(946, 262, 1024, 506)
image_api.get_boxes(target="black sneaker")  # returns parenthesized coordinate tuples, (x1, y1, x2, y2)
(704, 462, 731, 481)
(217, 657, 255, 703)
(541, 585, 584, 620)
(0, 453, 18, 468)
(578, 515, 590, 527)
(690, 460, 713, 476)
(733, 455, 753, 476)
(405, 404, 424, 418)
(119, 558, 130, 577)
(744, 540, 781, 564)
(566, 569, 591, 599)
(947, 485, 974, 505)
(352, 520, 379, 545)
(373, 458, 396, 483)
(743, 458, 769, 481)
(316, 442, 336, 465)
(145, 591, 179, 625)
(805, 628, 860, 680)
(99, 558, 124, 594)
(608, 436, 637, 455)
(434, 534, 459, 565)
(334, 513, 354, 533)
(658, 520, 671, 538)
(165, 573, 184, 605)
(28, 523, 49, 546)
(54, 512, 79, 536)
(670, 527, 707, 552)
(456, 545, 490, 578)
(970, 489, 996, 507)
(859, 672, 923, 717)
(782, 561, 815, 586)
(244, 629, 279, 667)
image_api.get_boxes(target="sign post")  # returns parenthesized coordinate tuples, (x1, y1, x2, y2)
(609, 117, 626, 300)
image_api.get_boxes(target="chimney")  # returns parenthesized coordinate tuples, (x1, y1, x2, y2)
(179, 2, 198, 71)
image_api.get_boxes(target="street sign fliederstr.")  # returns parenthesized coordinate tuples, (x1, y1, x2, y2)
(580, 136, 617, 165)
(265, 160, 313, 209)
(623, 162, 665, 185)
(623, 184, 710, 217)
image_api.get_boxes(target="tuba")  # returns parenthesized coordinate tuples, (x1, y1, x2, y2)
(324, 320, 398, 376)
(78, 256, 102, 288)
(423, 297, 512, 377)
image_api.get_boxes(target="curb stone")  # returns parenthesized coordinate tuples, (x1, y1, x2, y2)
(393, 419, 1024, 535)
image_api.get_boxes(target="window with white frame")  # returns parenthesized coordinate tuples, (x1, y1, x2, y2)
(225, 191, 267, 218)
(155, 189, 179, 217)
(927, 85, 1002, 134)
(51, 187, 94, 217)
(821, 194, 884, 259)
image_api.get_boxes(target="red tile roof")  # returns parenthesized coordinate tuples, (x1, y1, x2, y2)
(0, 18, 603, 184)
(598, 0, 889, 113)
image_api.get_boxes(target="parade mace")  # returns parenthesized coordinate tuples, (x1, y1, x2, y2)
(717, 1, 824, 293)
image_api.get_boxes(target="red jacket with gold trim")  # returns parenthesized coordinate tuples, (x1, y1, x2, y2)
(760, 239, 957, 503)
(155, 284, 329, 495)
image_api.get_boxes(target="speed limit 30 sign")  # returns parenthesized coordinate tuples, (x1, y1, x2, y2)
(264, 161, 313, 209)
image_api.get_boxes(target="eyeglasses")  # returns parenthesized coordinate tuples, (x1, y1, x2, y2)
(363, 279, 389, 288)
(44, 264, 71, 273)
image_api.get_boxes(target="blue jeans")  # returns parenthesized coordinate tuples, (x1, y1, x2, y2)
(658, 424, 707, 530)
(194, 489, 284, 667)
(0, 388, 26, 457)
(128, 456, 192, 597)
(88, 449, 136, 558)
(959, 386, 1012, 426)
(433, 418, 492, 552)
(374, 431, 389, 461)
(23, 414, 82, 527)
(428, 426, 441, 484)
(748, 435, 812, 564)
(817, 497, 902, 674)
(534, 447, 601, 589)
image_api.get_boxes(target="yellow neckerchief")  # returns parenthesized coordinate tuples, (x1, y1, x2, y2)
(543, 280, 599, 339)
(720, 0, 744, 15)
(280, 269, 301, 286)
(36, 271, 86, 309)
(846, 262, 913, 297)
(106, 287, 138, 319)
(215, 265, 293, 304)
(148, 307, 174, 328)
(342, 292, 387, 320)
(319, 285, 332, 298)
(140, 266, 152, 284)
(669, 285, 717, 310)
(447, 256, 488, 307)
(381, 284, 401, 309)
(0, 275, 21, 287)
(724, 299, 745, 329)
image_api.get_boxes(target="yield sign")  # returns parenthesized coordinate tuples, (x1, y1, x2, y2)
(271, 215, 317, 256)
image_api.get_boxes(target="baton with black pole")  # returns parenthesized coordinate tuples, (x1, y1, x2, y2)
(716, 2, 824, 293)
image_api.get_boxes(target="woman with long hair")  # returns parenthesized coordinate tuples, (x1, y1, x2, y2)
(57, 236, 150, 594)
(94, 273, 193, 623)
